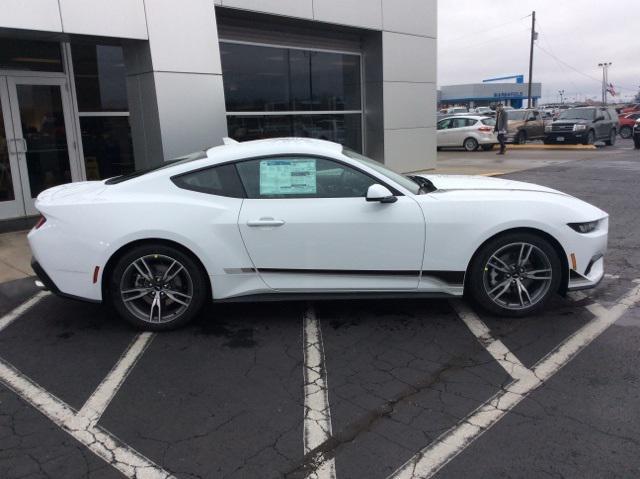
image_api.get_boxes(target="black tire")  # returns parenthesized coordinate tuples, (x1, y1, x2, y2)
(583, 129, 596, 145)
(463, 137, 479, 151)
(604, 129, 616, 146)
(516, 130, 527, 145)
(481, 144, 495, 151)
(619, 126, 632, 139)
(109, 244, 208, 331)
(467, 232, 562, 317)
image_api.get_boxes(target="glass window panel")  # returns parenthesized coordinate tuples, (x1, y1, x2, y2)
(71, 43, 128, 112)
(0, 39, 62, 72)
(220, 43, 361, 112)
(220, 43, 291, 112)
(0, 97, 15, 202)
(227, 114, 362, 152)
(17, 85, 72, 197)
(79, 116, 134, 180)
(172, 163, 244, 198)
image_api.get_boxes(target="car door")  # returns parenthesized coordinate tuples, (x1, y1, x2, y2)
(596, 109, 609, 139)
(437, 118, 453, 146)
(528, 110, 544, 139)
(449, 117, 469, 146)
(236, 155, 426, 291)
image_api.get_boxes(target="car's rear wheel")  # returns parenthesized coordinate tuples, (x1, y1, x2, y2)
(109, 244, 208, 330)
(463, 137, 479, 151)
(619, 125, 632, 139)
(604, 129, 616, 146)
(467, 232, 561, 316)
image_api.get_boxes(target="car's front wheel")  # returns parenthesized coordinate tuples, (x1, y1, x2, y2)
(467, 232, 562, 316)
(619, 125, 632, 139)
(109, 244, 208, 330)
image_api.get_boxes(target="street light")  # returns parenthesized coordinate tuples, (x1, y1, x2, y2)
(558, 89, 565, 105)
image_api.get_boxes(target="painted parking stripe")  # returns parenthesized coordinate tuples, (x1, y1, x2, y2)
(389, 282, 640, 479)
(450, 300, 533, 381)
(303, 304, 336, 479)
(78, 332, 155, 426)
(0, 291, 49, 333)
(0, 357, 174, 478)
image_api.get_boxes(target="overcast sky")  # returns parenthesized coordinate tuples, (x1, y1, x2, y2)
(437, 0, 640, 103)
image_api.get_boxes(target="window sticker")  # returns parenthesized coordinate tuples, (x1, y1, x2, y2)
(259, 159, 317, 195)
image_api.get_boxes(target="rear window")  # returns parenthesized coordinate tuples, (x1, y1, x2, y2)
(105, 150, 207, 185)
(171, 163, 245, 198)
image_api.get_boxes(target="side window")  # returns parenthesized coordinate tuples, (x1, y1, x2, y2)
(438, 119, 452, 130)
(235, 157, 378, 199)
(531, 111, 539, 120)
(172, 163, 245, 198)
(451, 118, 467, 129)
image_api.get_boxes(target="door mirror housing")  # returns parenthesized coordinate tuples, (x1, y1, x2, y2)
(366, 184, 397, 203)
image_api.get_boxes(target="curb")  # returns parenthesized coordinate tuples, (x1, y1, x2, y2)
(507, 144, 597, 150)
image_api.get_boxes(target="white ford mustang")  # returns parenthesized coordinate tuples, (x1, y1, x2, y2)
(29, 138, 608, 330)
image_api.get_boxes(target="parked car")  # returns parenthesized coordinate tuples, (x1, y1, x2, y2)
(442, 107, 468, 115)
(472, 106, 493, 116)
(437, 115, 497, 151)
(29, 138, 608, 329)
(506, 109, 545, 144)
(634, 118, 640, 149)
(620, 103, 640, 114)
(544, 106, 619, 145)
(618, 112, 640, 139)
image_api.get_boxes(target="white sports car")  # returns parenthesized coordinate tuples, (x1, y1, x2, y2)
(29, 138, 608, 330)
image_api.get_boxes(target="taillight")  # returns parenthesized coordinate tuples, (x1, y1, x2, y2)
(478, 126, 493, 132)
(34, 216, 47, 230)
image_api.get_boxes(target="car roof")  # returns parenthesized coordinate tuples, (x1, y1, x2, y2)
(440, 115, 487, 120)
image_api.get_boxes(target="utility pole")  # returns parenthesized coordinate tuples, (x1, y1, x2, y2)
(598, 62, 611, 105)
(558, 89, 565, 105)
(527, 11, 536, 108)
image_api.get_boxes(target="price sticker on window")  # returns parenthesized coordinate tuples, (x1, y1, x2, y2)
(259, 159, 317, 195)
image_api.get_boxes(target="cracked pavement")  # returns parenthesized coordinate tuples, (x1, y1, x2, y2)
(0, 140, 639, 478)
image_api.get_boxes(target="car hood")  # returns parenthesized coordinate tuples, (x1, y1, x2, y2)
(553, 119, 589, 125)
(416, 174, 566, 196)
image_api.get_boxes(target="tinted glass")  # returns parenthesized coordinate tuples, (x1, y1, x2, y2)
(559, 109, 595, 120)
(80, 116, 134, 180)
(71, 43, 128, 111)
(236, 157, 375, 199)
(220, 42, 361, 112)
(343, 149, 420, 194)
(0, 39, 62, 72)
(437, 119, 452, 130)
(0, 96, 15, 202)
(508, 111, 527, 121)
(172, 163, 245, 198)
(227, 114, 362, 152)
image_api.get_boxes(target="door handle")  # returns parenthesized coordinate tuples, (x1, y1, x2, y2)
(247, 217, 285, 227)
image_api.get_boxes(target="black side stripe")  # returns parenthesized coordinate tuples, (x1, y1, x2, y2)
(256, 268, 465, 284)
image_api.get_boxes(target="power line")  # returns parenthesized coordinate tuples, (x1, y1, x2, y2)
(440, 14, 531, 47)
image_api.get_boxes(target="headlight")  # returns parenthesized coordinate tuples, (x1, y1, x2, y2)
(573, 124, 587, 131)
(545, 125, 552, 132)
(568, 220, 599, 233)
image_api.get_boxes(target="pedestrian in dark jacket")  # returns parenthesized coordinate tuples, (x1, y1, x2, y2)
(494, 104, 508, 155)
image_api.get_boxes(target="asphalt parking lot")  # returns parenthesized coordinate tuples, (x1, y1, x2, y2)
(1, 139, 639, 479)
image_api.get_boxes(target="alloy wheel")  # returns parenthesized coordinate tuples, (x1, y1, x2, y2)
(482, 242, 553, 311)
(119, 254, 193, 324)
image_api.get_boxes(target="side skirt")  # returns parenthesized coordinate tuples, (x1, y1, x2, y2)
(215, 291, 461, 303)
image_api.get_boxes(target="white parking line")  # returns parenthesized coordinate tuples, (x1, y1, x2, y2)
(0, 291, 49, 333)
(78, 332, 155, 426)
(450, 300, 533, 381)
(389, 282, 640, 479)
(0, 357, 173, 478)
(303, 304, 336, 479)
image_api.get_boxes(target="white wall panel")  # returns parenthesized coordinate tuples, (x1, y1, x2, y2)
(383, 82, 436, 130)
(313, 0, 382, 29)
(144, 0, 222, 74)
(382, 32, 436, 83)
(384, 127, 436, 173)
(222, 0, 313, 19)
(382, 0, 436, 37)
(59, 0, 148, 39)
(0, 0, 62, 32)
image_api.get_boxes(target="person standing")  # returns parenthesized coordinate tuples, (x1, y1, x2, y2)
(494, 104, 509, 155)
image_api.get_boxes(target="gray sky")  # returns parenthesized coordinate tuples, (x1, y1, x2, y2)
(438, 0, 640, 103)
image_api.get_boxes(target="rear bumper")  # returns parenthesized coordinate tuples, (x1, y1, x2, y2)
(31, 259, 100, 303)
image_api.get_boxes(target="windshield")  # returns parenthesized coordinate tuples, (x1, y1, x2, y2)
(558, 109, 595, 121)
(342, 149, 422, 194)
(105, 150, 207, 184)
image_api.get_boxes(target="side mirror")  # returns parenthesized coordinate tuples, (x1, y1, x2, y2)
(366, 184, 397, 203)
(595, 115, 604, 122)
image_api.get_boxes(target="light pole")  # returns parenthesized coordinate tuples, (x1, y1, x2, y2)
(598, 62, 612, 105)
(558, 89, 565, 105)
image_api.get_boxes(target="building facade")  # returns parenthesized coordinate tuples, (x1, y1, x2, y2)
(0, 0, 437, 225)
(440, 82, 542, 109)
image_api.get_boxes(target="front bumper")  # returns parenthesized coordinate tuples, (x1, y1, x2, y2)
(545, 131, 586, 144)
(567, 255, 605, 291)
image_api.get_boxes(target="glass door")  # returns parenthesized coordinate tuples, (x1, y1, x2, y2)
(4, 76, 81, 217)
(0, 78, 26, 219)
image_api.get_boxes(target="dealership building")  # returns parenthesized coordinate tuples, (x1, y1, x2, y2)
(0, 0, 437, 225)
(439, 80, 542, 109)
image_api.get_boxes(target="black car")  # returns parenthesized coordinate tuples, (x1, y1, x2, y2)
(633, 118, 640, 149)
(544, 106, 619, 145)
